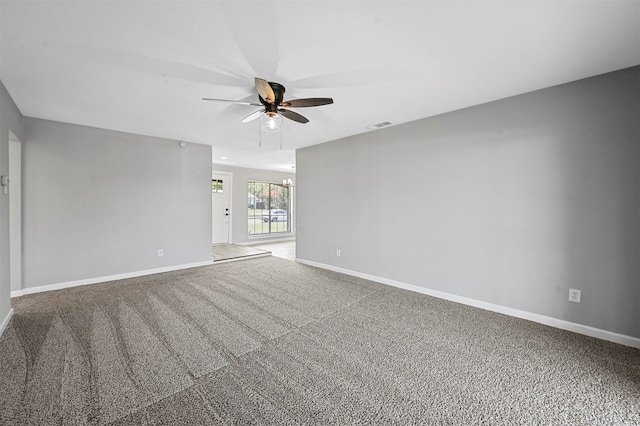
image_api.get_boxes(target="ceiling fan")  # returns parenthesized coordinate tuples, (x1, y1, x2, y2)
(203, 77, 333, 127)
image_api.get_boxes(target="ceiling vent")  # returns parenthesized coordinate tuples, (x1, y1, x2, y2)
(366, 121, 393, 131)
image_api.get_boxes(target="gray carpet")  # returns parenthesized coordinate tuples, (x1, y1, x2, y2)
(1, 257, 639, 425)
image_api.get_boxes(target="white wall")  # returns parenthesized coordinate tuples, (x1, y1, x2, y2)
(0, 81, 24, 333)
(297, 66, 639, 339)
(212, 163, 295, 244)
(21, 118, 212, 290)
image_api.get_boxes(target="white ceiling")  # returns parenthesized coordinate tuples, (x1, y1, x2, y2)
(1, 1, 638, 172)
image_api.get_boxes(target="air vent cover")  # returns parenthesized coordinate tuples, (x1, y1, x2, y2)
(366, 121, 393, 131)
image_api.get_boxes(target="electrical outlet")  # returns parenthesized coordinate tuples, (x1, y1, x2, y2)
(568, 288, 581, 303)
(158, 249, 164, 257)
(336, 249, 341, 257)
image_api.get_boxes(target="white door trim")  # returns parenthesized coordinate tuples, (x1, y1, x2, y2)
(8, 131, 22, 293)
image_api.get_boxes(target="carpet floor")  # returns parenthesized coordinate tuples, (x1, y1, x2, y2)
(1, 257, 639, 425)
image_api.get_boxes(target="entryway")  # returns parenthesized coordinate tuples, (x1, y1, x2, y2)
(212, 172, 231, 244)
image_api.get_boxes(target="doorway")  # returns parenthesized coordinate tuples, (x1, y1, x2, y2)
(8, 131, 21, 293)
(212, 172, 232, 244)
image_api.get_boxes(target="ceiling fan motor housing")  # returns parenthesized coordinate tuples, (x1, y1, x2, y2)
(259, 82, 286, 113)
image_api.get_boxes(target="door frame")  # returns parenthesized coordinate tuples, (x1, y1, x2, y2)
(212, 171, 233, 244)
(8, 131, 22, 293)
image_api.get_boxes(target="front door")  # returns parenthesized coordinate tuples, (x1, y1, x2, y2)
(212, 172, 231, 244)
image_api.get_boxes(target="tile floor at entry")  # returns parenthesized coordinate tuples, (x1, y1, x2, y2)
(251, 241, 295, 261)
(212, 244, 271, 262)
(212, 241, 295, 263)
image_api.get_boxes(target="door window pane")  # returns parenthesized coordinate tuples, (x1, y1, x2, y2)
(212, 179, 223, 192)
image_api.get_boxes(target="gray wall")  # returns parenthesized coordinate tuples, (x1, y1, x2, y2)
(0, 81, 24, 324)
(22, 118, 212, 289)
(212, 164, 295, 244)
(297, 66, 639, 338)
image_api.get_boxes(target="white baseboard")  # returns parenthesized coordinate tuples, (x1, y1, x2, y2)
(295, 258, 640, 349)
(0, 308, 14, 338)
(11, 260, 214, 298)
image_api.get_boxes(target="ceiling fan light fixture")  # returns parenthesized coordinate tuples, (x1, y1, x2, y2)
(261, 112, 283, 132)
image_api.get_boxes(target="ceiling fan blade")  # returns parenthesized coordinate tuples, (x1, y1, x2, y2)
(279, 108, 309, 124)
(242, 110, 263, 123)
(255, 77, 275, 104)
(202, 98, 262, 106)
(281, 98, 334, 108)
